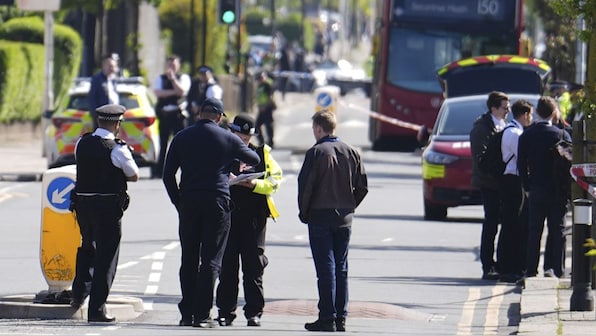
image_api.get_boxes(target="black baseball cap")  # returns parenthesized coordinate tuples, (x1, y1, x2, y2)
(200, 97, 226, 116)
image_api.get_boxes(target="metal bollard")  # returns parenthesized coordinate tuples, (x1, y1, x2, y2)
(570, 199, 594, 311)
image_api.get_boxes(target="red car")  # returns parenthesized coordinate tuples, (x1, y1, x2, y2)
(421, 55, 551, 220)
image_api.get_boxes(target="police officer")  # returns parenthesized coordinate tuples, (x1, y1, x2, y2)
(70, 104, 139, 323)
(186, 65, 223, 121)
(216, 113, 282, 327)
(162, 98, 260, 328)
(152, 55, 191, 178)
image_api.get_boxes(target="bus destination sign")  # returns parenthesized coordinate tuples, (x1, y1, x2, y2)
(394, 0, 510, 22)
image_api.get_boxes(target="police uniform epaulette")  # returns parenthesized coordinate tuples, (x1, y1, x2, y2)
(115, 138, 127, 145)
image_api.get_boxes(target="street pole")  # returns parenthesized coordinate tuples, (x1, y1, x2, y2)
(575, 16, 586, 85)
(43, 11, 54, 117)
(270, 0, 275, 40)
(201, 0, 207, 67)
(570, 199, 594, 311)
(190, 0, 195, 71)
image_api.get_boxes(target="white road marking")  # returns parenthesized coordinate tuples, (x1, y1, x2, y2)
(148, 272, 161, 282)
(151, 261, 163, 271)
(117, 261, 138, 270)
(0, 184, 25, 203)
(145, 285, 158, 295)
(163, 241, 179, 250)
(152, 251, 166, 260)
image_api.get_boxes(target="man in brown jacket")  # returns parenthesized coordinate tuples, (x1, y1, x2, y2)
(297, 110, 368, 332)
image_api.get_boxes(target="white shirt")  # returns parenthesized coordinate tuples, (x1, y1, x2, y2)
(107, 77, 119, 105)
(501, 119, 524, 176)
(152, 73, 192, 111)
(74, 128, 139, 178)
(491, 114, 507, 131)
(205, 80, 223, 100)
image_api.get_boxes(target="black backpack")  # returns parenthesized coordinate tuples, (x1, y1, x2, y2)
(551, 134, 572, 202)
(477, 125, 514, 178)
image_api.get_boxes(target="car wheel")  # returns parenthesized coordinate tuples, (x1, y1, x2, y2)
(424, 200, 447, 221)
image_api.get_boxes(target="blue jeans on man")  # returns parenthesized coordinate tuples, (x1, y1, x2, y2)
(307, 209, 353, 320)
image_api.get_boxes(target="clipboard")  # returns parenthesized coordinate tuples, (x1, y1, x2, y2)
(229, 171, 265, 185)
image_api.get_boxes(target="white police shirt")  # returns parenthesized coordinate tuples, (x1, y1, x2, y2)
(75, 128, 139, 178)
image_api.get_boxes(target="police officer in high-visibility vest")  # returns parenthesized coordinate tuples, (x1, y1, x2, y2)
(216, 113, 282, 327)
(70, 104, 139, 323)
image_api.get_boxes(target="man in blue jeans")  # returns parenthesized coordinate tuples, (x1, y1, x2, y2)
(298, 110, 368, 332)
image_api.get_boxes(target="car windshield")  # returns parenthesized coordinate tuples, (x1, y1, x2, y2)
(441, 67, 544, 97)
(434, 100, 487, 136)
(66, 93, 139, 111)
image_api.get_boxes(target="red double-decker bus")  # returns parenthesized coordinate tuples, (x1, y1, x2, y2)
(369, 0, 527, 150)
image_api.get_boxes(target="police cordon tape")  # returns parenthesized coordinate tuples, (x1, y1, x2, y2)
(570, 164, 596, 198)
(338, 100, 423, 132)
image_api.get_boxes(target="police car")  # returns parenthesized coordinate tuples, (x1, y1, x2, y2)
(45, 77, 160, 169)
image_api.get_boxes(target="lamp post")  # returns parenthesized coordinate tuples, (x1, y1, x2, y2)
(570, 199, 594, 311)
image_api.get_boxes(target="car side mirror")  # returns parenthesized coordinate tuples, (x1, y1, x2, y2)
(417, 125, 430, 146)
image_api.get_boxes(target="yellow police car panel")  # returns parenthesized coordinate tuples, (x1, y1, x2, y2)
(45, 77, 160, 169)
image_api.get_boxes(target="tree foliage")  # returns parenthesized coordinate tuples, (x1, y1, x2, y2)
(547, 0, 596, 116)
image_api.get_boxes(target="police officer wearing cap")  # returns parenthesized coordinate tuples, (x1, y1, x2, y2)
(162, 98, 260, 328)
(152, 55, 192, 179)
(186, 65, 223, 119)
(70, 104, 139, 323)
(215, 113, 282, 327)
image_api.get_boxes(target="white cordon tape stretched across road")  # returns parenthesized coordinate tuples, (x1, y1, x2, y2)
(339, 101, 423, 132)
(570, 164, 596, 197)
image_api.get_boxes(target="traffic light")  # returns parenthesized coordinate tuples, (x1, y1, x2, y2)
(218, 0, 238, 25)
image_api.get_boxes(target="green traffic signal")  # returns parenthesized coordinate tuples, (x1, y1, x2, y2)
(222, 10, 236, 24)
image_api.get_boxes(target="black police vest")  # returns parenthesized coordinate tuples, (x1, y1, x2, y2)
(230, 145, 267, 215)
(156, 74, 183, 111)
(75, 133, 127, 194)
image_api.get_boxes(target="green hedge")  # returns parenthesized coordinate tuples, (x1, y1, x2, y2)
(0, 16, 82, 122)
(0, 41, 44, 122)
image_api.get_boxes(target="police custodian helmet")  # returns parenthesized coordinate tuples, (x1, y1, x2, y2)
(96, 104, 126, 121)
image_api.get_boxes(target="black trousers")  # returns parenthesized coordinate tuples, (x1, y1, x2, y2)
(525, 192, 567, 277)
(480, 187, 502, 273)
(498, 174, 528, 276)
(216, 210, 268, 320)
(155, 110, 185, 177)
(177, 192, 231, 321)
(71, 195, 123, 316)
(256, 107, 274, 147)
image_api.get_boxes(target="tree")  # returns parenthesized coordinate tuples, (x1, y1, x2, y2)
(548, 0, 596, 116)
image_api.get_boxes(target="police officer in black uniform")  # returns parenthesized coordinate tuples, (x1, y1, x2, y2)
(215, 114, 282, 327)
(162, 98, 260, 328)
(70, 104, 139, 323)
(186, 65, 223, 122)
(152, 55, 191, 178)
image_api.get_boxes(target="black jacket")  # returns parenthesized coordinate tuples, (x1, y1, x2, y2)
(162, 119, 260, 208)
(518, 121, 571, 196)
(470, 112, 500, 190)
